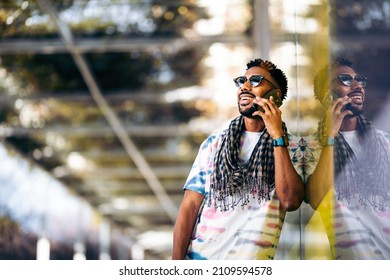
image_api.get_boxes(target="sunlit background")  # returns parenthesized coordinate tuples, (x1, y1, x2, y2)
(1, 0, 389, 260)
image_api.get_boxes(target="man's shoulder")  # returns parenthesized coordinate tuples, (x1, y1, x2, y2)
(374, 128, 390, 145)
(375, 128, 390, 138)
(200, 128, 227, 149)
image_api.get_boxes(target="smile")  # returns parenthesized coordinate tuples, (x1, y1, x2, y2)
(348, 92, 364, 104)
(239, 93, 256, 106)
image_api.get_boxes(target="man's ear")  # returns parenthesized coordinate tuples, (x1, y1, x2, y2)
(275, 89, 282, 98)
(320, 89, 336, 108)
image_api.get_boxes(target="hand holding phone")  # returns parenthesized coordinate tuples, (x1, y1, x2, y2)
(322, 90, 354, 112)
(255, 89, 283, 113)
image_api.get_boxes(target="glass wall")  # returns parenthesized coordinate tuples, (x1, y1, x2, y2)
(272, 0, 390, 259)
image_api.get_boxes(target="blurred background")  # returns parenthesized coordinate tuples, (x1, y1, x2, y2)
(0, 0, 389, 260)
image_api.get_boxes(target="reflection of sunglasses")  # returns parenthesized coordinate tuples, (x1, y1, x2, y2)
(233, 75, 277, 88)
(332, 74, 367, 87)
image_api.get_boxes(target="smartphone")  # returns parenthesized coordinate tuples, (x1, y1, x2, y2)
(255, 89, 283, 113)
(342, 103, 354, 112)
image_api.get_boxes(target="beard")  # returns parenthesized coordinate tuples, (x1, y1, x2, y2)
(343, 103, 363, 116)
(239, 104, 260, 118)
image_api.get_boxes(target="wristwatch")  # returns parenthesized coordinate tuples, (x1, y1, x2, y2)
(321, 136, 334, 146)
(272, 135, 289, 147)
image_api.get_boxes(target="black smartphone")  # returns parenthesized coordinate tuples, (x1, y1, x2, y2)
(255, 89, 283, 113)
(342, 103, 354, 112)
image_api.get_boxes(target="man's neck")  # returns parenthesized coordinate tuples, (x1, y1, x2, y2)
(340, 115, 358, 132)
(243, 117, 265, 132)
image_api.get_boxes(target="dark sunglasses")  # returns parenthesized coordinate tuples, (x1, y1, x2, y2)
(233, 75, 277, 88)
(332, 74, 367, 87)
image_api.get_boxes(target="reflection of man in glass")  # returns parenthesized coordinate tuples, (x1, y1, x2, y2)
(305, 57, 390, 259)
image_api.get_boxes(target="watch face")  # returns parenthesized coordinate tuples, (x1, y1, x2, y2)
(321, 136, 334, 146)
(282, 135, 289, 146)
(273, 135, 289, 147)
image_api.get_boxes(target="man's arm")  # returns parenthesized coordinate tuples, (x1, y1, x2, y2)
(306, 96, 352, 209)
(273, 145, 305, 211)
(253, 96, 304, 211)
(172, 190, 204, 260)
(306, 146, 333, 209)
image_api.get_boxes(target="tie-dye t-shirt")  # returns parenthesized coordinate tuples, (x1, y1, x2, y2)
(304, 129, 390, 259)
(182, 130, 303, 260)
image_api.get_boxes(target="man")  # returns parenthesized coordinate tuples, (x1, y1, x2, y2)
(172, 58, 304, 260)
(305, 57, 390, 259)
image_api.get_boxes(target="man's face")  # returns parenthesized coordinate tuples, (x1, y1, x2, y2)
(330, 65, 366, 116)
(235, 66, 279, 118)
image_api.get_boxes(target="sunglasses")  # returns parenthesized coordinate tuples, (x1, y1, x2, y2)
(332, 74, 367, 87)
(233, 75, 277, 88)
